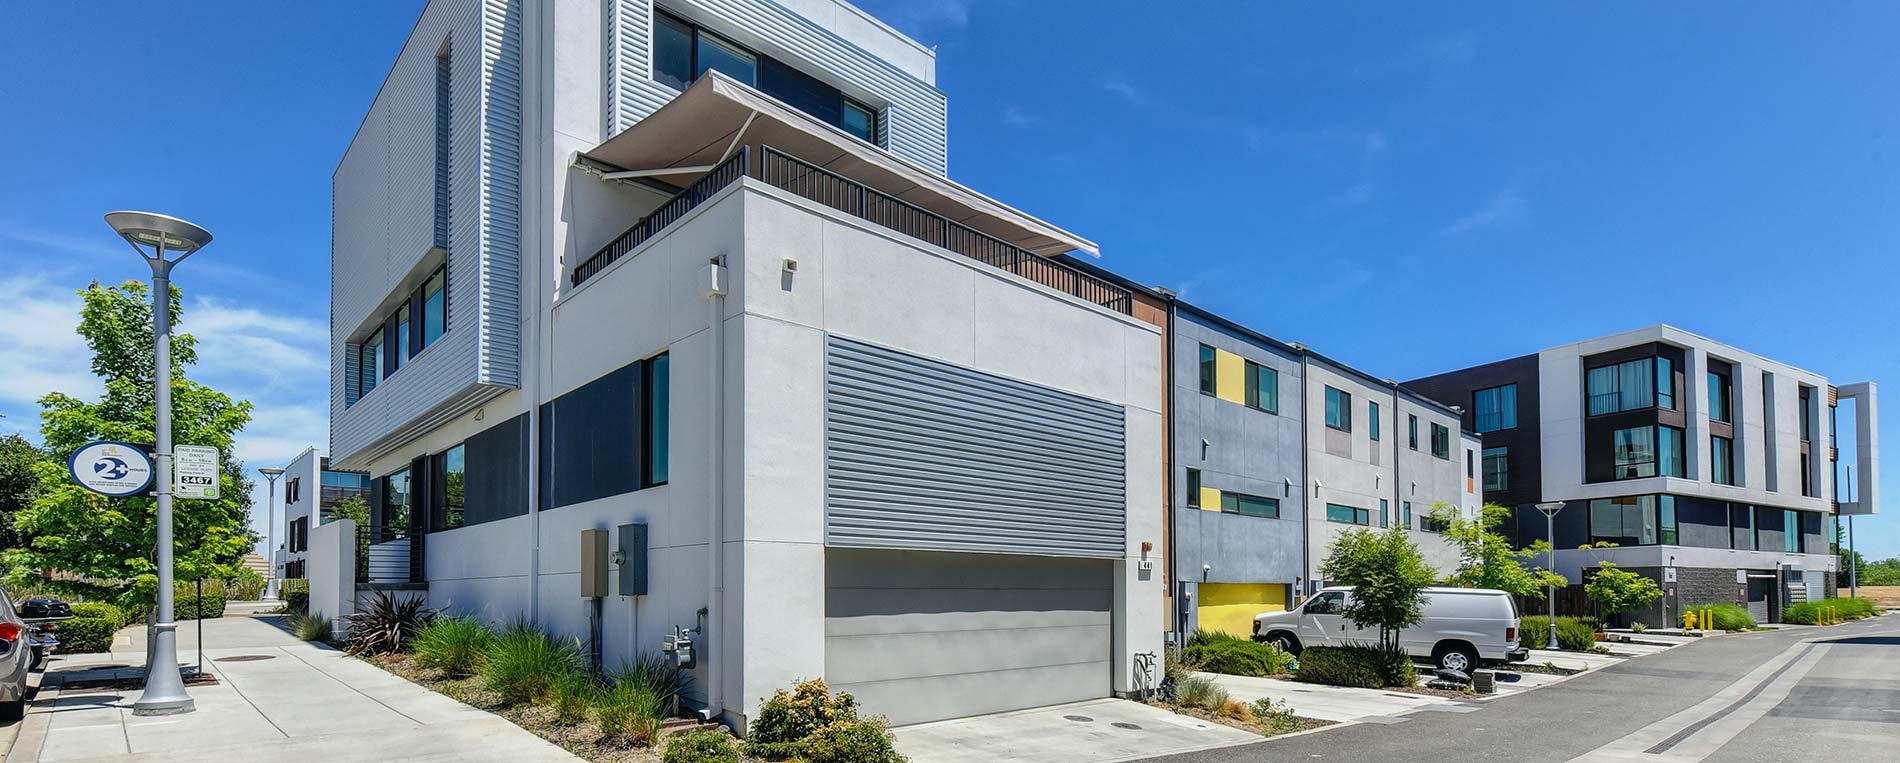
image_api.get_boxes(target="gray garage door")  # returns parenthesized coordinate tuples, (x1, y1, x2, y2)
(825, 548, 1112, 726)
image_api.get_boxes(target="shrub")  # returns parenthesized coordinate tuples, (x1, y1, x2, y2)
(1177, 674, 1228, 711)
(596, 681, 666, 745)
(1365, 642, 1417, 687)
(345, 590, 436, 655)
(1782, 598, 1877, 624)
(663, 728, 742, 763)
(412, 616, 492, 675)
(1294, 643, 1413, 688)
(284, 590, 310, 614)
(483, 624, 582, 705)
(226, 573, 266, 602)
(801, 719, 906, 763)
(551, 673, 597, 726)
(749, 678, 860, 748)
(1629, 621, 1648, 633)
(53, 617, 117, 654)
(288, 612, 333, 642)
(1518, 616, 1599, 651)
(71, 602, 127, 630)
(612, 652, 694, 716)
(1250, 698, 1303, 735)
(174, 594, 227, 621)
(1182, 631, 1295, 677)
(1686, 604, 1755, 631)
(1214, 700, 1254, 723)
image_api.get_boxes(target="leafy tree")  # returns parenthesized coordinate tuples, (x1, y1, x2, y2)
(329, 495, 369, 526)
(0, 434, 48, 551)
(1861, 557, 1900, 587)
(1320, 526, 1437, 649)
(1430, 502, 1569, 599)
(1, 281, 257, 609)
(1585, 562, 1662, 623)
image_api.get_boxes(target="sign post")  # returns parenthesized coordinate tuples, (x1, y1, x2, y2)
(173, 445, 220, 500)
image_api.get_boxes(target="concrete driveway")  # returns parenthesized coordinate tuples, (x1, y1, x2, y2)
(6, 617, 580, 763)
(893, 698, 1259, 763)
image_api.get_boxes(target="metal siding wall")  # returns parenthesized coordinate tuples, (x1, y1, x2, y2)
(331, 0, 522, 466)
(606, 0, 948, 174)
(824, 336, 1126, 558)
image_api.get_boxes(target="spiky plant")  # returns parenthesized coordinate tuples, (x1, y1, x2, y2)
(344, 590, 437, 655)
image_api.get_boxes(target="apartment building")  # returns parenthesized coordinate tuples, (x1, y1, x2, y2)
(1407, 325, 1879, 626)
(1054, 259, 1481, 640)
(330, 0, 1162, 728)
(273, 447, 370, 582)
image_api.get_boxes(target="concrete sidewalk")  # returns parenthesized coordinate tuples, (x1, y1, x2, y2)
(1198, 673, 1460, 723)
(894, 699, 1259, 763)
(7, 618, 581, 763)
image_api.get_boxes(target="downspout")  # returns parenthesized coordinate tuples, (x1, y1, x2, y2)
(1163, 294, 1179, 641)
(1299, 350, 1312, 596)
(526, 0, 556, 624)
(701, 257, 729, 722)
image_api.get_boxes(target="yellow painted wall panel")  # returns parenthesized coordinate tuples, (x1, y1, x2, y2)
(1200, 487, 1223, 511)
(1197, 583, 1289, 638)
(1214, 349, 1245, 404)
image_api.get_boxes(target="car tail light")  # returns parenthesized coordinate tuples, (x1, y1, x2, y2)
(1506, 626, 1516, 642)
(0, 623, 21, 642)
(1253, 620, 1262, 635)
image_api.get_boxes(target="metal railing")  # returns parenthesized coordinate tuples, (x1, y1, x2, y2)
(356, 525, 425, 586)
(569, 144, 1133, 316)
(570, 147, 753, 287)
(756, 146, 1132, 314)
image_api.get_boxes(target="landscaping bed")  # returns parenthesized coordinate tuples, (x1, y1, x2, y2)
(374, 652, 665, 763)
(1147, 698, 1334, 737)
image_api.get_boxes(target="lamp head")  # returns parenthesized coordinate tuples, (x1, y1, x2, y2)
(1535, 501, 1566, 517)
(105, 211, 213, 256)
(258, 467, 286, 480)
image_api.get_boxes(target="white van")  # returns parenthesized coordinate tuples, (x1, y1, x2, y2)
(1252, 586, 1529, 672)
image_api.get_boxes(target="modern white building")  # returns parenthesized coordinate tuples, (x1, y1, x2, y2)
(272, 447, 370, 583)
(1408, 325, 1879, 626)
(330, 0, 1162, 727)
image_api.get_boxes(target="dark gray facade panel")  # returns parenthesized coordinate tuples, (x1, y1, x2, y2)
(462, 412, 530, 527)
(824, 337, 1126, 559)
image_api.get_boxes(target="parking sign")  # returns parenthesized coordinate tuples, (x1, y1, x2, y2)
(174, 444, 221, 500)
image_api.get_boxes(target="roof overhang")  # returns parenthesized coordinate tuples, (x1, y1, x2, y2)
(580, 72, 1098, 257)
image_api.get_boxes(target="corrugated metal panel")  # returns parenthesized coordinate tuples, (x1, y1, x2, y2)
(825, 337, 1126, 558)
(607, 0, 948, 174)
(331, 0, 521, 466)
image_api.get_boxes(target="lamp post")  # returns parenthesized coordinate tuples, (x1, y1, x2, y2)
(107, 211, 213, 717)
(258, 467, 286, 599)
(1535, 501, 1566, 651)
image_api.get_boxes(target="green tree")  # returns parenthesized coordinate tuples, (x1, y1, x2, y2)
(1584, 562, 1662, 623)
(1, 281, 257, 608)
(1861, 557, 1900, 586)
(0, 434, 48, 551)
(1320, 526, 1437, 649)
(329, 495, 369, 526)
(1430, 502, 1569, 598)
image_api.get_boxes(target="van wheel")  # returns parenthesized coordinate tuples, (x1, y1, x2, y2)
(1433, 642, 1478, 673)
(0, 698, 23, 723)
(1264, 632, 1302, 655)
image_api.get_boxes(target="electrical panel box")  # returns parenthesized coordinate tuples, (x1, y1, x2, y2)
(580, 529, 609, 598)
(617, 523, 649, 596)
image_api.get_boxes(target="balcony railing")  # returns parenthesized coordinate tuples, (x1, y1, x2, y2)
(356, 524, 426, 586)
(570, 146, 1133, 315)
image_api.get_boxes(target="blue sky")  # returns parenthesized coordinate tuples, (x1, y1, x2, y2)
(2, 1, 1896, 560)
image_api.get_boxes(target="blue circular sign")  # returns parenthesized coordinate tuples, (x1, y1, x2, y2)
(68, 440, 155, 497)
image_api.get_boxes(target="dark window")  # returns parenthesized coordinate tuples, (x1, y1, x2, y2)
(1431, 423, 1450, 459)
(1587, 357, 1665, 415)
(1380, 498, 1390, 528)
(286, 477, 300, 504)
(1244, 361, 1278, 413)
(539, 353, 670, 509)
(1784, 509, 1801, 552)
(394, 303, 412, 364)
(1799, 387, 1813, 442)
(652, 12, 878, 144)
(1325, 386, 1352, 431)
(1656, 356, 1675, 410)
(1589, 495, 1671, 546)
(422, 268, 447, 348)
(357, 332, 382, 398)
(377, 468, 413, 532)
(1711, 435, 1735, 485)
(697, 30, 756, 85)
(1709, 371, 1732, 423)
(1185, 468, 1201, 507)
(645, 353, 670, 485)
(1659, 425, 1685, 477)
(1408, 414, 1418, 450)
(1483, 446, 1509, 491)
(1403, 500, 1413, 528)
(1221, 491, 1280, 519)
(1660, 495, 1677, 545)
(1421, 508, 1450, 534)
(1198, 344, 1216, 395)
(1368, 401, 1381, 441)
(842, 98, 877, 142)
(1326, 503, 1370, 525)
(1612, 425, 1657, 479)
(431, 444, 466, 531)
(1732, 504, 1757, 550)
(652, 12, 694, 90)
(1473, 383, 1518, 432)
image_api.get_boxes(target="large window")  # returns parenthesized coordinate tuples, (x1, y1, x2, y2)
(350, 264, 450, 404)
(652, 11, 879, 144)
(1368, 401, 1381, 441)
(1325, 387, 1352, 431)
(1473, 383, 1518, 432)
(1245, 361, 1278, 413)
(378, 468, 413, 532)
(1711, 435, 1735, 485)
(1589, 494, 1678, 546)
(1709, 371, 1732, 423)
(1587, 357, 1674, 415)
(1613, 425, 1684, 479)
(1482, 446, 1509, 491)
(1430, 423, 1450, 459)
(539, 352, 671, 509)
(1199, 344, 1216, 395)
(1408, 414, 1418, 450)
(1658, 425, 1685, 477)
(430, 445, 466, 531)
(1327, 503, 1370, 525)
(1784, 509, 1802, 553)
(1221, 491, 1280, 519)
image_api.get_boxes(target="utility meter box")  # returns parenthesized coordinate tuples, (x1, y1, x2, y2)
(580, 529, 609, 598)
(617, 523, 649, 596)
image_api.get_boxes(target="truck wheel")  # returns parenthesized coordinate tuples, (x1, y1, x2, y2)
(1, 698, 23, 723)
(1265, 632, 1302, 655)
(1434, 642, 1479, 673)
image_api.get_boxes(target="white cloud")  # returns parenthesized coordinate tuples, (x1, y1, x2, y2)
(186, 296, 327, 390)
(0, 275, 97, 418)
(1445, 189, 1527, 235)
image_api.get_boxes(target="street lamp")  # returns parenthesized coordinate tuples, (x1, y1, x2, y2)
(1535, 501, 1566, 651)
(107, 211, 213, 717)
(258, 468, 286, 600)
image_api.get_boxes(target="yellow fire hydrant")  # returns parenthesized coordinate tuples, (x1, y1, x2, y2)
(1683, 610, 1699, 631)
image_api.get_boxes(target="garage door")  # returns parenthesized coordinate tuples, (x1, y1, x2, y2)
(825, 548, 1112, 726)
(1197, 583, 1288, 639)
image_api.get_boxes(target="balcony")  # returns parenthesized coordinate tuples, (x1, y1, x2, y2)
(571, 72, 1128, 315)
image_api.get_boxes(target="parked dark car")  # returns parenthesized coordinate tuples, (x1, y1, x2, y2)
(16, 598, 71, 672)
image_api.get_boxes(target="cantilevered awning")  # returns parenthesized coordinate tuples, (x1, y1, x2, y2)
(580, 71, 1099, 257)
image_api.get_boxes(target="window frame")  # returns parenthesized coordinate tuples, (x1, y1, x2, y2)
(1325, 386, 1352, 432)
(1220, 491, 1281, 519)
(1430, 422, 1451, 460)
(1711, 434, 1736, 485)
(1185, 468, 1201, 508)
(1586, 357, 1673, 416)
(1368, 401, 1381, 441)
(1708, 370, 1732, 423)
(1472, 383, 1518, 432)
(1408, 414, 1418, 451)
(841, 97, 878, 143)
(1198, 344, 1217, 395)
(1244, 360, 1278, 414)
(1326, 503, 1371, 526)
(1482, 446, 1509, 492)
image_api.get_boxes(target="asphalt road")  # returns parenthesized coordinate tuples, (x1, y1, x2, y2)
(1141, 616, 1900, 763)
